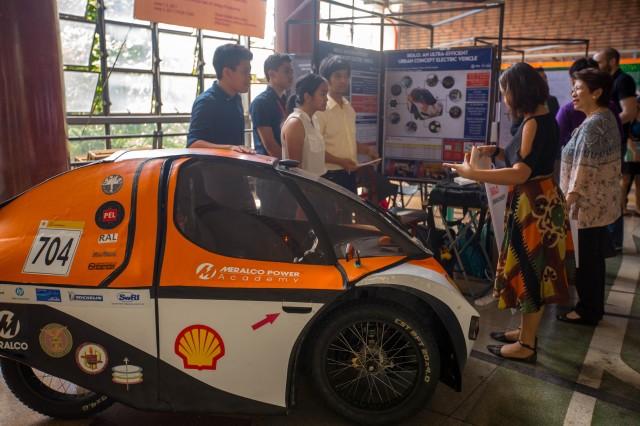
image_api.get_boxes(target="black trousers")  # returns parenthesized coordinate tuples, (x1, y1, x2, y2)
(574, 226, 608, 323)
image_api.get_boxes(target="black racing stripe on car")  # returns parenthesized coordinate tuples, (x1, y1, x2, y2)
(0, 303, 285, 415)
(157, 287, 343, 303)
(99, 158, 153, 288)
(151, 157, 176, 369)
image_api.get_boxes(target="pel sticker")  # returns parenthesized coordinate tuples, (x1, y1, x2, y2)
(95, 201, 125, 230)
(23, 221, 83, 277)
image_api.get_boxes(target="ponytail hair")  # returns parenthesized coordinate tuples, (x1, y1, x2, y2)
(286, 73, 326, 114)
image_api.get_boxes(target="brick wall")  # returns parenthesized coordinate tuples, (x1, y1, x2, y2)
(398, 0, 640, 59)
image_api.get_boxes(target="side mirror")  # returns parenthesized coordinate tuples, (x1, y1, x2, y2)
(345, 243, 361, 268)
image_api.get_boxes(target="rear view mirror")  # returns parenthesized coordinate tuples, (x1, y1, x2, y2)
(345, 243, 361, 268)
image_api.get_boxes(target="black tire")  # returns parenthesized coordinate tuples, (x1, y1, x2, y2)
(310, 301, 440, 425)
(0, 357, 113, 419)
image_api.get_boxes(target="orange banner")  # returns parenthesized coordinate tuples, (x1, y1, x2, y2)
(134, 0, 266, 38)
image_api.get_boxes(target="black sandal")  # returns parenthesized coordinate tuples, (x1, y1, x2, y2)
(556, 313, 597, 326)
(490, 327, 520, 343)
(487, 340, 537, 364)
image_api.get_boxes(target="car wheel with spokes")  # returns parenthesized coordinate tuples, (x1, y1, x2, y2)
(0, 358, 113, 419)
(310, 301, 440, 425)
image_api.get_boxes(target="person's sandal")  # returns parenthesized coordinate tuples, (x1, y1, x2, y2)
(487, 340, 537, 364)
(490, 327, 520, 343)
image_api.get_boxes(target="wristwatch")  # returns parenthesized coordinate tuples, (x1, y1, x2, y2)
(490, 146, 501, 162)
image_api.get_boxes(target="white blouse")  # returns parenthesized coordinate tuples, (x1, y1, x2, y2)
(282, 108, 327, 177)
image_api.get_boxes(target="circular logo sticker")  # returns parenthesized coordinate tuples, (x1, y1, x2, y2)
(39, 323, 73, 358)
(101, 175, 124, 195)
(75, 342, 108, 375)
(95, 201, 125, 230)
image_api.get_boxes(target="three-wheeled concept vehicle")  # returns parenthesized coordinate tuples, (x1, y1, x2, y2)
(0, 149, 479, 424)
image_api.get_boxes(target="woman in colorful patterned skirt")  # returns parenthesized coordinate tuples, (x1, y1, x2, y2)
(444, 62, 574, 363)
(558, 68, 620, 325)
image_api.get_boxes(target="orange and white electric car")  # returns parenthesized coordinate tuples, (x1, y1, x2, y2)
(0, 149, 479, 424)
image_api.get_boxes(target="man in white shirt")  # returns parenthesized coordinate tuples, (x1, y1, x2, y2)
(315, 56, 378, 192)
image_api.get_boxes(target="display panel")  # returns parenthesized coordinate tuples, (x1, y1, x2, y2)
(382, 47, 494, 180)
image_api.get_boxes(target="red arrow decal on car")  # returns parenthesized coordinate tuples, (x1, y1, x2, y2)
(251, 313, 280, 330)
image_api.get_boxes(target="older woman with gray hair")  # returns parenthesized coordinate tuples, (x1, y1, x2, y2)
(558, 68, 621, 326)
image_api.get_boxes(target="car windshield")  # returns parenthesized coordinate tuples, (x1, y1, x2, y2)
(280, 167, 427, 260)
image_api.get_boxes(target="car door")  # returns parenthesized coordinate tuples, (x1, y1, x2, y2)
(155, 157, 344, 413)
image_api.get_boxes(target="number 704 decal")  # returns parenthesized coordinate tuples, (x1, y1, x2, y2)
(22, 221, 84, 277)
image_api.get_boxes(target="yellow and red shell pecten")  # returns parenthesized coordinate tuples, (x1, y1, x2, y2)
(174, 324, 225, 370)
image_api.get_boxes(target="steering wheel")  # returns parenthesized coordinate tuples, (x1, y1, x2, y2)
(294, 229, 324, 264)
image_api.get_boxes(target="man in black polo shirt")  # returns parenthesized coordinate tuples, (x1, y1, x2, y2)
(249, 53, 294, 158)
(595, 47, 638, 251)
(187, 44, 254, 151)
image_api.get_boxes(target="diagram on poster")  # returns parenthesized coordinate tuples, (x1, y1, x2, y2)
(383, 47, 494, 180)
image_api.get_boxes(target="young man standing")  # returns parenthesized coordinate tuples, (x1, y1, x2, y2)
(187, 44, 253, 152)
(594, 47, 638, 251)
(249, 53, 294, 158)
(315, 56, 378, 192)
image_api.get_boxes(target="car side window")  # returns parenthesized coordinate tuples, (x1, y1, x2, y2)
(174, 159, 327, 264)
(295, 179, 420, 259)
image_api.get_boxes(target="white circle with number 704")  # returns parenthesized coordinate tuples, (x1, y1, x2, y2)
(22, 221, 84, 277)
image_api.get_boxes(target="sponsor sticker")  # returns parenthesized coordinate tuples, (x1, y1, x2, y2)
(91, 251, 116, 258)
(36, 288, 62, 303)
(88, 262, 116, 270)
(68, 292, 104, 302)
(98, 233, 119, 244)
(23, 220, 83, 277)
(113, 292, 143, 306)
(195, 263, 301, 284)
(0, 311, 20, 339)
(0, 310, 28, 351)
(76, 343, 108, 374)
(175, 325, 225, 370)
(101, 175, 124, 195)
(112, 358, 143, 390)
(11, 287, 30, 301)
(95, 201, 125, 230)
(39, 323, 73, 358)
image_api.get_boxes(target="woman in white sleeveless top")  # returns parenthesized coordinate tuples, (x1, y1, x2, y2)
(281, 73, 328, 176)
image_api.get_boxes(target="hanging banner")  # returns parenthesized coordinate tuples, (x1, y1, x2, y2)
(317, 42, 382, 159)
(134, 0, 267, 38)
(383, 46, 494, 180)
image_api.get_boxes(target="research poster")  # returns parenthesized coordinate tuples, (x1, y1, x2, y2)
(383, 46, 494, 180)
(317, 42, 382, 156)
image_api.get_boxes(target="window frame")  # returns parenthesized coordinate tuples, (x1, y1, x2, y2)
(171, 157, 337, 266)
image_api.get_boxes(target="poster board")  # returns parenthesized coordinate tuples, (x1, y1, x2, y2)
(317, 42, 382, 159)
(382, 46, 494, 180)
(134, 0, 266, 38)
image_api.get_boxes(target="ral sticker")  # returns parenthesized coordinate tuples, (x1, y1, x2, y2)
(76, 343, 108, 375)
(39, 323, 73, 358)
(95, 202, 125, 230)
(175, 325, 225, 370)
(101, 175, 124, 195)
(98, 233, 119, 244)
(23, 221, 83, 277)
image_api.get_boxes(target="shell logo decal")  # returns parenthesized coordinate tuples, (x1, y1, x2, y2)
(174, 325, 225, 370)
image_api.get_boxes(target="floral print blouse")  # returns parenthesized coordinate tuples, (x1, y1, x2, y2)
(560, 109, 621, 229)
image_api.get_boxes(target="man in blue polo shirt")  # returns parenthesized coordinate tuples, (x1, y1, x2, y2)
(249, 53, 294, 158)
(187, 44, 254, 151)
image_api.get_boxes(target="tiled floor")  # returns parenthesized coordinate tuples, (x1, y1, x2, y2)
(1, 217, 639, 426)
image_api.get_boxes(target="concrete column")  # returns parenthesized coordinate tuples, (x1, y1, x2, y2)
(0, 0, 69, 203)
